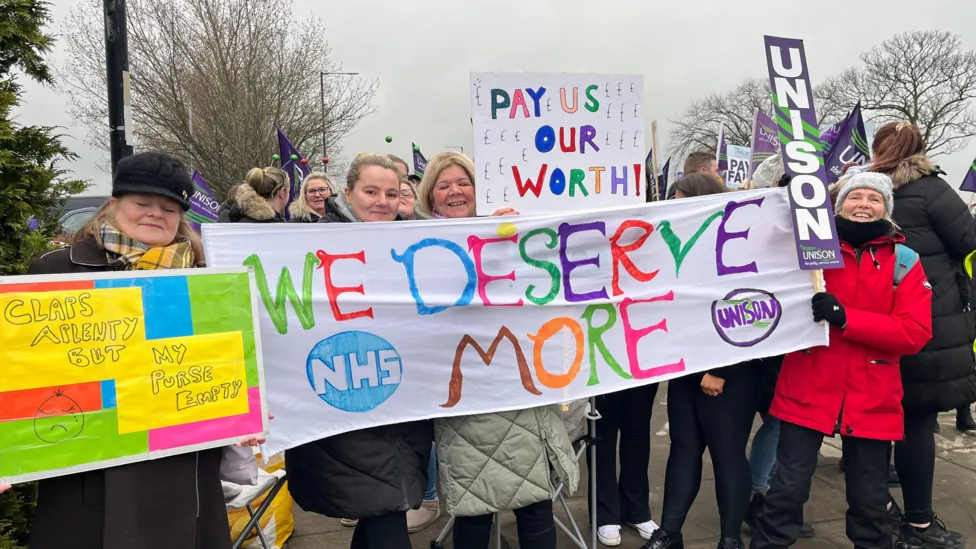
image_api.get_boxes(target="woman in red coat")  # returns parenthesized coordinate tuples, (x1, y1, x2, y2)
(750, 171, 933, 549)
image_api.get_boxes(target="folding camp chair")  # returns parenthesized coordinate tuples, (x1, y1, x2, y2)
(225, 468, 288, 549)
(552, 437, 591, 549)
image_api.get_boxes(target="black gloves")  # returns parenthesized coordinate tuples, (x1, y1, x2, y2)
(812, 292, 846, 327)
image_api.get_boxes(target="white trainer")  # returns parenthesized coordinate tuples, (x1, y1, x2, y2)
(627, 519, 659, 540)
(598, 525, 622, 546)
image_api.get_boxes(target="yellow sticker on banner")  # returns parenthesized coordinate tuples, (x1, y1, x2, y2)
(0, 288, 146, 392)
(113, 332, 249, 434)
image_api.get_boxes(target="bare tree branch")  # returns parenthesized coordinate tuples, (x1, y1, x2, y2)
(57, 0, 378, 197)
(819, 31, 976, 157)
(668, 77, 842, 164)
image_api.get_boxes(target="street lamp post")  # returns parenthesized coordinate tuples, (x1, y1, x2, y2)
(104, 0, 133, 174)
(319, 71, 359, 172)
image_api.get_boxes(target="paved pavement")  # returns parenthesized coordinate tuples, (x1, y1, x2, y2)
(284, 389, 976, 548)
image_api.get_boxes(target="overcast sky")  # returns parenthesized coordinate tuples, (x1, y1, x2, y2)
(15, 0, 976, 197)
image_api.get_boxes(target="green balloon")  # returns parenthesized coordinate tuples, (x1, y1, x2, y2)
(272, 154, 280, 161)
(413, 145, 420, 152)
(385, 136, 393, 143)
(290, 154, 298, 161)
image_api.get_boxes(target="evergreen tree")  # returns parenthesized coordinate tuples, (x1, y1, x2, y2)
(0, 0, 86, 279)
(0, 0, 86, 545)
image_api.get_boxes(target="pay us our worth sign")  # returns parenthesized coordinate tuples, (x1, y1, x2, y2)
(204, 189, 828, 456)
(0, 268, 268, 484)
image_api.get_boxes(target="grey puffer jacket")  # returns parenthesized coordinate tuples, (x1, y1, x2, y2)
(434, 406, 579, 517)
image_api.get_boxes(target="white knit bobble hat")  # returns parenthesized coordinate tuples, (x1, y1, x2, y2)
(753, 154, 785, 189)
(835, 171, 894, 215)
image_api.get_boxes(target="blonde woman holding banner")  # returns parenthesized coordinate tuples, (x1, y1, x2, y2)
(21, 152, 265, 549)
(416, 151, 579, 549)
(286, 153, 433, 549)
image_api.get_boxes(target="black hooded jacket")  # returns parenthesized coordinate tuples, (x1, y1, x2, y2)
(888, 155, 976, 412)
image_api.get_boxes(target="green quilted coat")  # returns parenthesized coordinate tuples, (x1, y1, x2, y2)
(434, 406, 580, 517)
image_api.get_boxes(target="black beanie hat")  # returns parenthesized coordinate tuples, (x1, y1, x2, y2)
(112, 152, 193, 211)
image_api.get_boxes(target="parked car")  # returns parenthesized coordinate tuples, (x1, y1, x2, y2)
(60, 207, 98, 234)
(56, 196, 108, 240)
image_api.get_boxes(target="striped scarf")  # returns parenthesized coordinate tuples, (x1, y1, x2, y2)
(100, 224, 194, 271)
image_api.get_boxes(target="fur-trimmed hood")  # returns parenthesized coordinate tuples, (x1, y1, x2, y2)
(889, 154, 938, 190)
(227, 184, 281, 223)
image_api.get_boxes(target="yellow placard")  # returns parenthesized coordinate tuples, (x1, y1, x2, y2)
(114, 332, 249, 434)
(0, 288, 146, 392)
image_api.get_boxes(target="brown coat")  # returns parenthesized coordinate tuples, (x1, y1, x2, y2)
(27, 240, 231, 549)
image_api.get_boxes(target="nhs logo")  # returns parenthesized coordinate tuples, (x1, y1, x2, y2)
(306, 331, 403, 412)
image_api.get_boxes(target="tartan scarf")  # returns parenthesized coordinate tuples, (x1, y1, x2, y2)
(100, 224, 194, 271)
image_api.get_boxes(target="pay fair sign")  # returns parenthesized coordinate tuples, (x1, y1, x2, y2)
(471, 72, 646, 215)
(0, 268, 268, 484)
(204, 189, 827, 456)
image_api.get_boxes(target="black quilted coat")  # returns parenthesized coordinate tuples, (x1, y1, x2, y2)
(887, 155, 976, 412)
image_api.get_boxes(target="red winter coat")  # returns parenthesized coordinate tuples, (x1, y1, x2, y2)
(771, 234, 933, 441)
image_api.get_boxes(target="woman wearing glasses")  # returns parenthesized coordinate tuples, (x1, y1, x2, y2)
(289, 172, 334, 223)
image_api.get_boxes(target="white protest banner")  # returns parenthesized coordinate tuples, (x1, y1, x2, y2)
(203, 190, 827, 455)
(471, 72, 645, 216)
(726, 145, 752, 189)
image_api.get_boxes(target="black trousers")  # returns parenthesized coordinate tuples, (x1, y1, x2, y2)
(660, 373, 754, 538)
(453, 500, 556, 549)
(892, 409, 938, 525)
(587, 383, 658, 527)
(349, 511, 411, 549)
(751, 422, 892, 549)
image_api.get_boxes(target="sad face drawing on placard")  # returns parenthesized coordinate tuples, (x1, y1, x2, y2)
(33, 390, 86, 444)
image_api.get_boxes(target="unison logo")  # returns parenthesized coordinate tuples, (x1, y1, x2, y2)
(306, 331, 402, 412)
(800, 245, 838, 263)
(711, 289, 782, 347)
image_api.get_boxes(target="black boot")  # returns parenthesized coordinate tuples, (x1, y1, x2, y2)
(717, 538, 743, 549)
(642, 529, 684, 549)
(799, 522, 815, 539)
(743, 492, 764, 531)
(956, 407, 976, 432)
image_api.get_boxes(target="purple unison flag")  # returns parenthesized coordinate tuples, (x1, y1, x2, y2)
(187, 171, 219, 232)
(657, 157, 671, 201)
(277, 129, 311, 221)
(412, 143, 428, 177)
(716, 124, 728, 173)
(819, 119, 846, 159)
(764, 35, 843, 271)
(750, 111, 779, 178)
(824, 103, 869, 183)
(961, 157, 976, 193)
